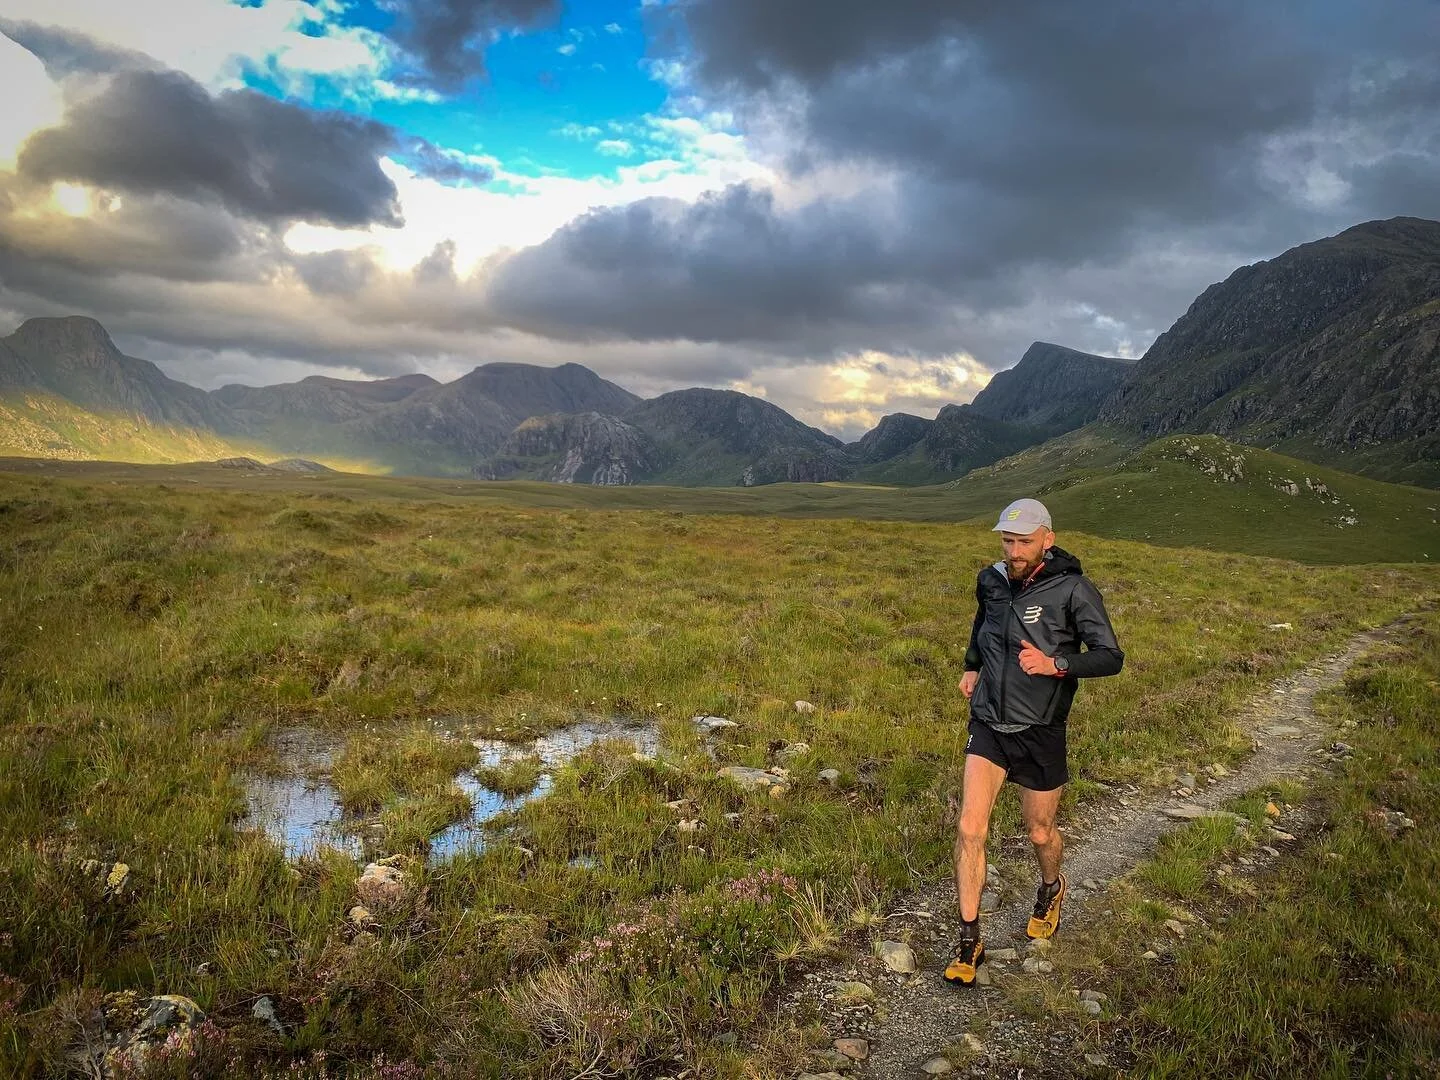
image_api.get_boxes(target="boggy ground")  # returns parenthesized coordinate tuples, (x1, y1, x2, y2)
(1, 466, 1438, 1077)
(792, 617, 1416, 1079)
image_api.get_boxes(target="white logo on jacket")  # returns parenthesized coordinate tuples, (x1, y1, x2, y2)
(1022, 605, 1043, 624)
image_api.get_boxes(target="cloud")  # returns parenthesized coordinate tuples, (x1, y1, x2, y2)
(380, 0, 562, 92)
(595, 139, 634, 157)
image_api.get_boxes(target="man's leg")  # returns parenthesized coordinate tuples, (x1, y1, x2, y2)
(1020, 784, 1067, 938)
(954, 752, 1007, 920)
(946, 751, 1007, 985)
(1020, 784, 1064, 882)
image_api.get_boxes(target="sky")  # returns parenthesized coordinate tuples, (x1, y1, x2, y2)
(2, 0, 1439, 439)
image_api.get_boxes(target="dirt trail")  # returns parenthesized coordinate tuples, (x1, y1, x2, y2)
(802, 618, 1410, 1080)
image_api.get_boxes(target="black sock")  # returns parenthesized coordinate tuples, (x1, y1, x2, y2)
(960, 916, 980, 940)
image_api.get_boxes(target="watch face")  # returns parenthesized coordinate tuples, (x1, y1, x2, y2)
(1054, 656, 1069, 673)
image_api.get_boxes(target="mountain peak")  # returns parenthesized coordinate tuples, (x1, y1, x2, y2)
(968, 342, 1133, 432)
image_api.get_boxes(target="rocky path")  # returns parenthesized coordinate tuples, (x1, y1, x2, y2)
(790, 618, 1411, 1080)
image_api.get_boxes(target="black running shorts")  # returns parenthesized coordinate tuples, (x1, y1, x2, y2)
(966, 719, 1068, 791)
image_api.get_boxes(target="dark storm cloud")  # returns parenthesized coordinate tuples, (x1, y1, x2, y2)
(0, 18, 154, 76)
(381, 0, 562, 92)
(13, 58, 493, 229)
(495, 0, 1440, 364)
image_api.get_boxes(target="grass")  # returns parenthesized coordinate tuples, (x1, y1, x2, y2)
(0, 463, 1436, 1076)
(1069, 611, 1440, 1078)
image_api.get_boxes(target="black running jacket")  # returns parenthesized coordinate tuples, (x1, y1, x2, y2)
(963, 546, 1124, 731)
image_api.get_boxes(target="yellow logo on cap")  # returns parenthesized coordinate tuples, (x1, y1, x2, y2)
(1006, 509, 1021, 520)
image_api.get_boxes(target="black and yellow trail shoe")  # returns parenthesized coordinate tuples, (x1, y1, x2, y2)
(1026, 873, 1067, 939)
(944, 931, 985, 986)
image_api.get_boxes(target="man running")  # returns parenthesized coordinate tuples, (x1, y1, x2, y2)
(945, 498, 1124, 986)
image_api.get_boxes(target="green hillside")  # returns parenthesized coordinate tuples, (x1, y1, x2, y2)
(0, 391, 385, 474)
(4, 428, 1435, 565)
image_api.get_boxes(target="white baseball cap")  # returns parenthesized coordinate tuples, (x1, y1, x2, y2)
(992, 498, 1052, 533)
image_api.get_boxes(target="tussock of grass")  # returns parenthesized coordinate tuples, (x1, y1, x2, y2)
(0, 466, 1436, 1076)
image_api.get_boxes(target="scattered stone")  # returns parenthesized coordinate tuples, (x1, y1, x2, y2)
(834, 1037, 869, 1061)
(665, 799, 697, 813)
(811, 1049, 852, 1071)
(874, 940, 917, 974)
(1080, 999, 1102, 1016)
(1142, 950, 1159, 960)
(920, 1057, 955, 1075)
(1177, 772, 1197, 791)
(348, 905, 374, 928)
(1164, 919, 1186, 938)
(795, 700, 818, 714)
(716, 766, 788, 793)
(104, 862, 130, 895)
(979, 889, 1001, 914)
(1267, 622, 1293, 631)
(723, 812, 742, 825)
(1208, 762, 1230, 777)
(777, 741, 812, 761)
(694, 715, 737, 731)
(1025, 937, 1052, 956)
(1269, 829, 1297, 841)
(1161, 805, 1242, 822)
(972, 964, 993, 986)
(1085, 1053, 1108, 1067)
(356, 862, 406, 906)
(1080, 990, 1107, 1003)
(1021, 957, 1054, 974)
(1261, 845, 1281, 857)
(1264, 801, 1282, 818)
(1082, 878, 1102, 890)
(676, 818, 703, 833)
(136, 994, 204, 1039)
(252, 996, 285, 1035)
(987, 947, 1018, 961)
(818, 768, 842, 785)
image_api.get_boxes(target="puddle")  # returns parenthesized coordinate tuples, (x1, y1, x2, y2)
(242, 717, 662, 862)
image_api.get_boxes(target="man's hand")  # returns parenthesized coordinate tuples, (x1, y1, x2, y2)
(1018, 639, 1059, 677)
(960, 670, 979, 699)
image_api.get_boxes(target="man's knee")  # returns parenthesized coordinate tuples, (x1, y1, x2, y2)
(958, 814, 990, 850)
(1027, 820, 1057, 848)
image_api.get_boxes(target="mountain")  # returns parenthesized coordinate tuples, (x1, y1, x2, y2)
(849, 405, 1043, 485)
(477, 411, 662, 484)
(849, 412, 932, 464)
(968, 342, 1134, 434)
(213, 373, 439, 427)
(0, 316, 231, 430)
(1101, 216, 1440, 485)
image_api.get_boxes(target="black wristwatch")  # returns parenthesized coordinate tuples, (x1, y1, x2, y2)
(1053, 654, 1070, 676)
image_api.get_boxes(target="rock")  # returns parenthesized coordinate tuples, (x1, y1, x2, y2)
(1083, 878, 1102, 890)
(874, 940, 917, 974)
(1264, 801, 1282, 817)
(716, 766, 788, 793)
(1142, 950, 1159, 960)
(987, 947, 1018, 961)
(818, 768, 841, 785)
(979, 889, 1001, 914)
(105, 862, 130, 894)
(723, 812, 742, 825)
(1267, 622, 1293, 630)
(1080, 989, 1107, 1002)
(252, 996, 285, 1035)
(1026, 937, 1052, 956)
(356, 862, 406, 905)
(348, 905, 374, 928)
(768, 783, 790, 800)
(920, 1056, 955, 1074)
(972, 964, 993, 986)
(714, 1031, 738, 1048)
(1269, 829, 1297, 841)
(777, 741, 812, 760)
(835, 981, 875, 1001)
(1022, 957, 1054, 974)
(694, 715, 737, 731)
(1085, 1053, 1108, 1067)
(137, 994, 204, 1038)
(1162, 805, 1242, 821)
(810, 1049, 852, 1070)
(665, 798, 698, 813)
(1177, 772, 1197, 791)
(1080, 998, 1102, 1015)
(676, 818, 703, 832)
(834, 1037, 869, 1060)
(1164, 919, 1187, 937)
(795, 700, 818, 714)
